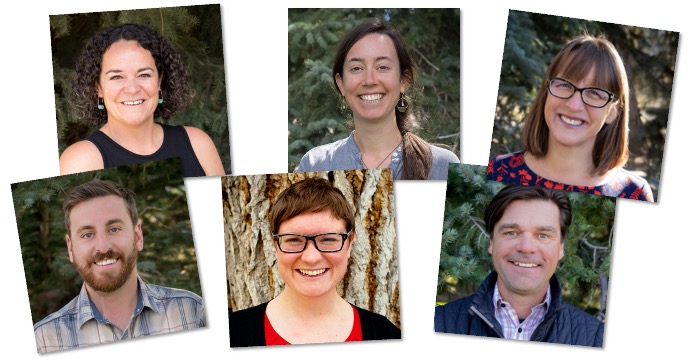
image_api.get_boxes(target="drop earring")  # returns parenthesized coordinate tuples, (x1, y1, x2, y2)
(97, 97, 104, 110)
(396, 93, 408, 113)
(338, 94, 348, 113)
(158, 89, 164, 104)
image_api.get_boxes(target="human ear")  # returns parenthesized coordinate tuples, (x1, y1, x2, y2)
(400, 70, 412, 93)
(134, 222, 144, 252)
(346, 230, 354, 258)
(335, 73, 344, 95)
(605, 101, 620, 125)
(65, 234, 74, 263)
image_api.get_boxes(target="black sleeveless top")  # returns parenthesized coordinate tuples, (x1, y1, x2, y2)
(85, 123, 206, 177)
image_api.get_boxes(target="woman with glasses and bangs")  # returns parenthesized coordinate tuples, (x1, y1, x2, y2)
(228, 177, 400, 347)
(487, 35, 653, 201)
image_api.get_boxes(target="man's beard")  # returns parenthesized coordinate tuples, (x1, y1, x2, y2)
(73, 241, 138, 293)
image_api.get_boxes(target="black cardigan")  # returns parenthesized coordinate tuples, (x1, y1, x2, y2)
(229, 302, 401, 347)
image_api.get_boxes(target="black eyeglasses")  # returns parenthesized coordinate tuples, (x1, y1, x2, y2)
(272, 230, 352, 253)
(548, 77, 616, 108)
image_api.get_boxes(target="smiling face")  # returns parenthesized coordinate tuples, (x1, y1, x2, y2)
(489, 199, 564, 300)
(543, 68, 618, 153)
(335, 33, 408, 124)
(96, 40, 161, 127)
(66, 195, 143, 293)
(274, 210, 352, 299)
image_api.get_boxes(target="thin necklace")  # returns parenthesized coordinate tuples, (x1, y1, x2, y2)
(358, 137, 404, 169)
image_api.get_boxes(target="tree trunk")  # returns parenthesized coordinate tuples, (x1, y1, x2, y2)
(222, 169, 400, 326)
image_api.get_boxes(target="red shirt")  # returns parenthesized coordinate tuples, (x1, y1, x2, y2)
(264, 305, 362, 345)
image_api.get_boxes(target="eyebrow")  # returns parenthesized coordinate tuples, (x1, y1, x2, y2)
(496, 223, 558, 233)
(347, 56, 392, 63)
(75, 218, 125, 234)
(104, 67, 155, 75)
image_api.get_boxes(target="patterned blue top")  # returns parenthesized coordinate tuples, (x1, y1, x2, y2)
(487, 151, 654, 202)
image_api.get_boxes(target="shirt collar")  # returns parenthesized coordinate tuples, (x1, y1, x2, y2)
(492, 282, 551, 313)
(76, 276, 151, 328)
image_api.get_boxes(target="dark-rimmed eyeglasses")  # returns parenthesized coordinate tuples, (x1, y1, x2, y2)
(272, 230, 352, 253)
(548, 77, 616, 108)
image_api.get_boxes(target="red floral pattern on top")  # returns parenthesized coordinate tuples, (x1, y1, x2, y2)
(486, 151, 654, 202)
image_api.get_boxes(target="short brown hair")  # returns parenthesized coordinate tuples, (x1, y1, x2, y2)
(522, 35, 629, 176)
(484, 185, 572, 242)
(269, 178, 354, 234)
(63, 179, 139, 235)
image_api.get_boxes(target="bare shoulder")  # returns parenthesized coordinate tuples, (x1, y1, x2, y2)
(183, 126, 226, 176)
(59, 140, 104, 175)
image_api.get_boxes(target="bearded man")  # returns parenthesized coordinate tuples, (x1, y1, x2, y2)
(33, 179, 205, 353)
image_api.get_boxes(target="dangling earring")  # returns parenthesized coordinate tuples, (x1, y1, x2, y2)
(338, 94, 348, 113)
(97, 97, 104, 110)
(158, 89, 164, 104)
(396, 93, 408, 113)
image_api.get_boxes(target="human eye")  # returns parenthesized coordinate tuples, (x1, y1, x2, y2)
(80, 232, 94, 239)
(348, 65, 363, 73)
(108, 227, 122, 234)
(555, 80, 573, 90)
(317, 234, 341, 243)
(584, 88, 607, 100)
(502, 230, 519, 238)
(281, 235, 304, 244)
(109, 74, 123, 80)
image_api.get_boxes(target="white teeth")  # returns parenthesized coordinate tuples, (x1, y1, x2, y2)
(360, 94, 383, 102)
(513, 262, 537, 268)
(560, 115, 583, 126)
(299, 269, 326, 276)
(123, 100, 144, 105)
(96, 258, 117, 266)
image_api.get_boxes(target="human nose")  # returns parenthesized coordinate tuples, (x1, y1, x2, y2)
(94, 231, 112, 253)
(300, 239, 322, 261)
(564, 90, 586, 110)
(515, 232, 538, 253)
(123, 77, 141, 93)
(363, 68, 376, 86)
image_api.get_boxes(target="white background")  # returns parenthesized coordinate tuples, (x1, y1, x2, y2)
(1, 0, 684, 358)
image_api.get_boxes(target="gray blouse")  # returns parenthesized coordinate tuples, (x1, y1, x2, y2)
(294, 131, 460, 180)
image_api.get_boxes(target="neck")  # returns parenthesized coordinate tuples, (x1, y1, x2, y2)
(85, 270, 139, 331)
(526, 142, 607, 186)
(101, 120, 162, 155)
(352, 121, 403, 169)
(352, 116, 401, 151)
(274, 286, 345, 317)
(497, 282, 548, 319)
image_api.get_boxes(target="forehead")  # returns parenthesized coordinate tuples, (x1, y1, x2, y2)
(347, 33, 398, 60)
(497, 200, 560, 230)
(69, 195, 131, 227)
(551, 50, 617, 90)
(101, 40, 156, 67)
(277, 210, 347, 234)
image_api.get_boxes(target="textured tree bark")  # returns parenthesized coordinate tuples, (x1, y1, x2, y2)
(222, 169, 400, 327)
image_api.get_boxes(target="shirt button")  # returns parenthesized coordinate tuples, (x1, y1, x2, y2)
(500, 303, 506, 308)
(517, 328, 522, 333)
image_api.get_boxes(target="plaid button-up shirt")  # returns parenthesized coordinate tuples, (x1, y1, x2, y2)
(493, 283, 550, 341)
(33, 276, 205, 354)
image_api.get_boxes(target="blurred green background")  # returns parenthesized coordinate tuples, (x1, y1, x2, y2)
(288, 8, 461, 170)
(50, 4, 231, 174)
(12, 158, 201, 324)
(438, 163, 616, 321)
(491, 10, 678, 201)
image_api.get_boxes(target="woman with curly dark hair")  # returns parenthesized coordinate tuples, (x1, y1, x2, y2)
(59, 23, 225, 177)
